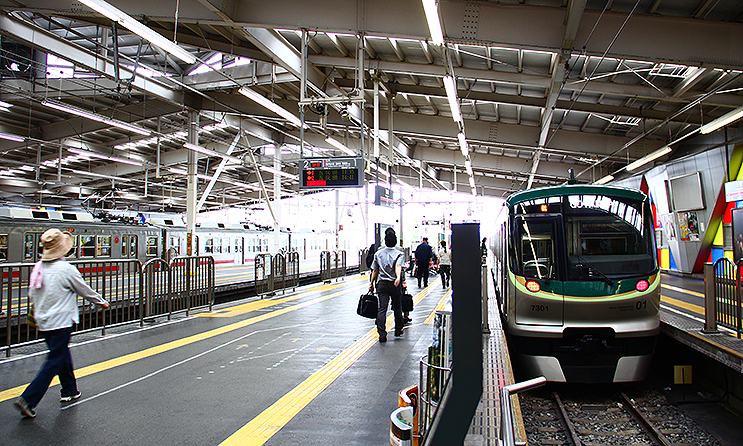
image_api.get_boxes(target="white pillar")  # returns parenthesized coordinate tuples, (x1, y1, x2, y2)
(186, 110, 198, 256)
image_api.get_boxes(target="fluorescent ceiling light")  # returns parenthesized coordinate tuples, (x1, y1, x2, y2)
(626, 146, 672, 171)
(68, 147, 142, 166)
(42, 100, 150, 136)
(699, 105, 743, 134)
(457, 132, 468, 156)
(594, 174, 614, 185)
(325, 137, 356, 156)
(465, 159, 473, 176)
(471, 187, 477, 196)
(421, 0, 445, 45)
(239, 87, 306, 128)
(184, 142, 242, 164)
(260, 165, 299, 180)
(77, 0, 196, 64)
(443, 76, 462, 123)
(0, 132, 24, 142)
(469, 176, 476, 188)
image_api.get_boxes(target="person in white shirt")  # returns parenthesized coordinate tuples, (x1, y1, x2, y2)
(437, 240, 452, 288)
(14, 229, 109, 418)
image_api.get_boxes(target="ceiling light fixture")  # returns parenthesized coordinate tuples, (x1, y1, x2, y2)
(699, 105, 743, 134)
(42, 100, 150, 136)
(465, 159, 473, 176)
(325, 137, 356, 156)
(626, 146, 672, 171)
(457, 132, 468, 157)
(68, 147, 142, 166)
(259, 165, 299, 180)
(77, 0, 196, 64)
(594, 174, 614, 185)
(421, 0, 445, 45)
(184, 142, 242, 164)
(239, 87, 306, 129)
(443, 76, 462, 123)
(0, 132, 24, 142)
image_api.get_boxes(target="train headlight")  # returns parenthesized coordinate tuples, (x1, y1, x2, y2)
(635, 279, 649, 292)
(525, 280, 541, 292)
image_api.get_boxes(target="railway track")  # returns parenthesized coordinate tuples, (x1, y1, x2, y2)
(521, 386, 723, 446)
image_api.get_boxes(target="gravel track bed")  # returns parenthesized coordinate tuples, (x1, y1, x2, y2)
(520, 385, 724, 446)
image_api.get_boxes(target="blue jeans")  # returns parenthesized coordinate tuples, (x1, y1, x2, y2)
(376, 280, 403, 336)
(21, 326, 78, 407)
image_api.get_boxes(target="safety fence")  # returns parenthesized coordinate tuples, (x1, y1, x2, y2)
(358, 248, 370, 274)
(1, 256, 215, 357)
(320, 250, 347, 283)
(705, 259, 743, 338)
(253, 252, 300, 297)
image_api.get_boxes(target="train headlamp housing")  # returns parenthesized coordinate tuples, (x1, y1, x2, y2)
(635, 279, 649, 292)
(525, 280, 541, 292)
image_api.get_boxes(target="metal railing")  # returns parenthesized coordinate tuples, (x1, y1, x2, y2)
(320, 250, 347, 283)
(255, 253, 273, 296)
(1, 256, 215, 356)
(418, 354, 451, 439)
(273, 253, 287, 293)
(358, 248, 370, 274)
(705, 259, 743, 337)
(499, 377, 547, 446)
(169, 256, 214, 316)
(285, 251, 300, 291)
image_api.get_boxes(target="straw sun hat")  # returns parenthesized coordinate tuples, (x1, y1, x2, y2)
(40, 228, 73, 261)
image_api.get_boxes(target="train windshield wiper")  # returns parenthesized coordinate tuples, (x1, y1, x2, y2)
(576, 256, 613, 286)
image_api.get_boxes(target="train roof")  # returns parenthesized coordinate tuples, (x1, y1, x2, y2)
(505, 184, 649, 207)
(0, 207, 95, 222)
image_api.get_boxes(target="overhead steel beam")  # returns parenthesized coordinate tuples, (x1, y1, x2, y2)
(314, 56, 743, 109)
(0, 13, 182, 105)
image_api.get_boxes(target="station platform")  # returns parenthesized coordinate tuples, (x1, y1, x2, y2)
(659, 272, 743, 374)
(0, 272, 515, 446)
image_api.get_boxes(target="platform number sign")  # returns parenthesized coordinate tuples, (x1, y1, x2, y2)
(301, 157, 363, 189)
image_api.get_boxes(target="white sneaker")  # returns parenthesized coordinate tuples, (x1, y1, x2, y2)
(60, 392, 81, 403)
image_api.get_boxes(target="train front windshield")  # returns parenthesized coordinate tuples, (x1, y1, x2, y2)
(514, 193, 656, 280)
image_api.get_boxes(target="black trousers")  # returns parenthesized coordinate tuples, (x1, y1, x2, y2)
(416, 261, 430, 287)
(375, 279, 403, 335)
(439, 264, 451, 287)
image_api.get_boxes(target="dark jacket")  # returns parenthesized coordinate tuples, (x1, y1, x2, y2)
(414, 241, 435, 264)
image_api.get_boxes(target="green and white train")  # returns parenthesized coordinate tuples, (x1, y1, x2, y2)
(492, 185, 660, 383)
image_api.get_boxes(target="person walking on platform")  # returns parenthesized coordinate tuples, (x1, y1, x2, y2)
(14, 229, 110, 419)
(369, 228, 405, 343)
(437, 240, 451, 289)
(414, 237, 436, 288)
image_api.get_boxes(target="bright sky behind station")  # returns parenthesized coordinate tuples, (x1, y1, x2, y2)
(200, 183, 507, 248)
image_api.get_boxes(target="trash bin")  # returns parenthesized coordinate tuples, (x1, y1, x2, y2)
(390, 406, 414, 446)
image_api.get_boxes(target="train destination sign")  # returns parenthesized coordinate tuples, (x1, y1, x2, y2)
(301, 157, 363, 189)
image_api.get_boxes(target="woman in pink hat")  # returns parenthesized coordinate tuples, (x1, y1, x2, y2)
(14, 228, 109, 418)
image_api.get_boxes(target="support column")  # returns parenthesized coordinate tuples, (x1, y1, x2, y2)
(186, 110, 198, 256)
(273, 145, 282, 254)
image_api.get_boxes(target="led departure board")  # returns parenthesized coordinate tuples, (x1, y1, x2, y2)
(300, 157, 363, 189)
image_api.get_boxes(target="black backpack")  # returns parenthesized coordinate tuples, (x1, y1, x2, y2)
(365, 244, 376, 268)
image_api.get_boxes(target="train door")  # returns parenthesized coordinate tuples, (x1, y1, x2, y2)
(513, 215, 564, 326)
(23, 232, 41, 262)
(121, 234, 138, 259)
(234, 236, 243, 265)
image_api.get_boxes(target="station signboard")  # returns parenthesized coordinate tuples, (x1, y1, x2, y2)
(300, 157, 363, 189)
(375, 185, 394, 208)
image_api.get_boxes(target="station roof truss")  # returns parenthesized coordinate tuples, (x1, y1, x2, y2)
(0, 0, 741, 212)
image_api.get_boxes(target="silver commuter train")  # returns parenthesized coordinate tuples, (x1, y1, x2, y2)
(0, 207, 346, 269)
(492, 185, 660, 383)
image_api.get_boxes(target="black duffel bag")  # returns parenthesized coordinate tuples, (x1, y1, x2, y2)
(402, 293, 414, 312)
(357, 292, 378, 319)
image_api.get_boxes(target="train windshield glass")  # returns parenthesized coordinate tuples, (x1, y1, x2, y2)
(564, 194, 655, 278)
